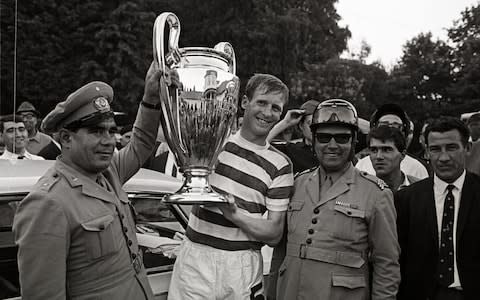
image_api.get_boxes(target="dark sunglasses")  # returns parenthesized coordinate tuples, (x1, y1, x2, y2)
(315, 133, 352, 144)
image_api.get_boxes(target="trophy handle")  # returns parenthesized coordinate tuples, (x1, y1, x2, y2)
(153, 12, 181, 71)
(214, 42, 236, 74)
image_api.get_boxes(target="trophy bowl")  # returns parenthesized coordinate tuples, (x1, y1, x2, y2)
(153, 12, 239, 204)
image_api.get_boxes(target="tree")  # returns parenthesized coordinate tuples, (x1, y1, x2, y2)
(289, 58, 388, 118)
(448, 3, 480, 102)
(386, 32, 454, 120)
(1, 0, 350, 120)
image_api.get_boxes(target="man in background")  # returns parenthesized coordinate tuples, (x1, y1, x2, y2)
(17, 101, 59, 155)
(368, 126, 419, 192)
(268, 99, 320, 174)
(466, 113, 480, 142)
(356, 103, 429, 179)
(0, 115, 44, 160)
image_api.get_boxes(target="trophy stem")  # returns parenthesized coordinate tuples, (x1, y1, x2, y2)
(162, 167, 228, 205)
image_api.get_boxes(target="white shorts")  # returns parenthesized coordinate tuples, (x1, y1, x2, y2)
(168, 239, 264, 300)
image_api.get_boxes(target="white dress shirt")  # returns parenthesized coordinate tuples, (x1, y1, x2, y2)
(433, 171, 465, 288)
(355, 154, 429, 179)
(0, 149, 44, 160)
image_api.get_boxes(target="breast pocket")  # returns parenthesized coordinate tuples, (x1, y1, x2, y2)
(332, 205, 366, 241)
(81, 214, 120, 260)
(287, 201, 305, 233)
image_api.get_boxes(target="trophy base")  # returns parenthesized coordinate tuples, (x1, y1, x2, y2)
(162, 167, 229, 205)
(162, 191, 229, 205)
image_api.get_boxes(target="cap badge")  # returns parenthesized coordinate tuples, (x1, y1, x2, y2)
(93, 97, 110, 111)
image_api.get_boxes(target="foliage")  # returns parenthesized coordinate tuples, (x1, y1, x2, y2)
(448, 4, 480, 101)
(1, 0, 350, 120)
(289, 58, 388, 118)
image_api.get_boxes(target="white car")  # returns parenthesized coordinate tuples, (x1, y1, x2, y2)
(0, 160, 187, 300)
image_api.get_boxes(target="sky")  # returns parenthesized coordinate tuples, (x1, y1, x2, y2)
(336, 0, 479, 68)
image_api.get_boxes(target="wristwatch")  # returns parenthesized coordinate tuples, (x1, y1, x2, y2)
(141, 101, 161, 110)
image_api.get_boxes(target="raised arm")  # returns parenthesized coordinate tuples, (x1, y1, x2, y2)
(266, 109, 305, 142)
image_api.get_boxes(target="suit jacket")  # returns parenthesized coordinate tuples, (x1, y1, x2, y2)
(395, 172, 480, 300)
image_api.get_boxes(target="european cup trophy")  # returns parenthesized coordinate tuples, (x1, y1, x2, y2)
(153, 12, 239, 204)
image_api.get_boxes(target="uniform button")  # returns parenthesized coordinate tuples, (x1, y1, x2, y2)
(308, 229, 314, 234)
(121, 214, 125, 219)
(123, 227, 128, 233)
(306, 238, 312, 244)
(347, 211, 352, 215)
(311, 218, 317, 224)
(313, 208, 319, 214)
(128, 240, 133, 246)
(99, 224, 105, 230)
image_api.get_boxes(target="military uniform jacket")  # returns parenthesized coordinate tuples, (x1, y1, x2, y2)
(14, 106, 159, 300)
(277, 164, 400, 300)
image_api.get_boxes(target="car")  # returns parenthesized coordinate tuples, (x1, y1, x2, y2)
(0, 159, 188, 300)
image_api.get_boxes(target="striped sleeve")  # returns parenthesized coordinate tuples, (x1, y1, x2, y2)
(265, 149, 294, 211)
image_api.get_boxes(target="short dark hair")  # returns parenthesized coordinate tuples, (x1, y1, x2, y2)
(424, 116, 470, 146)
(0, 114, 24, 132)
(367, 125, 406, 152)
(467, 113, 480, 125)
(244, 73, 289, 105)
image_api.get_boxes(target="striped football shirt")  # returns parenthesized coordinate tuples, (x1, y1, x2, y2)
(186, 133, 294, 251)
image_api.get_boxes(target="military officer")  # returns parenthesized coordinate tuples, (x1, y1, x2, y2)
(13, 62, 164, 300)
(276, 99, 400, 300)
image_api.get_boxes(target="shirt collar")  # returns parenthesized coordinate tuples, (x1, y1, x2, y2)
(398, 171, 410, 189)
(28, 130, 41, 142)
(434, 170, 466, 194)
(1, 148, 33, 159)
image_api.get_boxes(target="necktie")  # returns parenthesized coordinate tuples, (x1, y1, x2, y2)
(438, 184, 455, 287)
(321, 175, 333, 195)
(96, 175, 109, 191)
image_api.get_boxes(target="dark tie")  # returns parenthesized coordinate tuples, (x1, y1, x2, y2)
(96, 175, 109, 191)
(438, 184, 455, 287)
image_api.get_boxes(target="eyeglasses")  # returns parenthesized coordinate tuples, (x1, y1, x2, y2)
(21, 113, 36, 120)
(315, 133, 352, 144)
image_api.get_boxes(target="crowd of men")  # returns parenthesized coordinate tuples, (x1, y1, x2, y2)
(2, 60, 480, 300)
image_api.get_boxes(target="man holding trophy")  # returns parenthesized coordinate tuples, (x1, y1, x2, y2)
(150, 12, 293, 299)
(168, 73, 294, 299)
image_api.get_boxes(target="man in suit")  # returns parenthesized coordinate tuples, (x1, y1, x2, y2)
(395, 116, 480, 300)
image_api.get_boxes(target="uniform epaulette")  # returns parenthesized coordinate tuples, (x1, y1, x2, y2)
(359, 171, 389, 190)
(38, 172, 60, 192)
(294, 166, 318, 179)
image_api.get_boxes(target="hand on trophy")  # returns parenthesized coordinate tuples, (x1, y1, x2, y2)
(142, 61, 163, 105)
(143, 61, 182, 106)
(215, 194, 240, 223)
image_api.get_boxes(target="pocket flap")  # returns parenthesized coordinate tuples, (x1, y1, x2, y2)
(81, 215, 114, 231)
(288, 201, 304, 211)
(332, 274, 366, 289)
(334, 205, 365, 218)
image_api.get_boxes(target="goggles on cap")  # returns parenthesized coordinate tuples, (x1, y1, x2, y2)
(311, 99, 358, 130)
